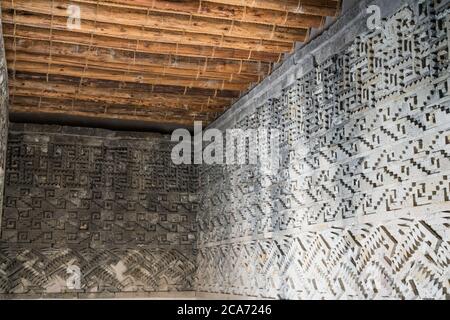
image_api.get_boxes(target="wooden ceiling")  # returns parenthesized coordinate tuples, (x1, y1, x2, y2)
(1, 0, 342, 130)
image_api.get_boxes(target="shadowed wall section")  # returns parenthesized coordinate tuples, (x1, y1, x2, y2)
(0, 124, 198, 297)
(0, 7, 9, 233)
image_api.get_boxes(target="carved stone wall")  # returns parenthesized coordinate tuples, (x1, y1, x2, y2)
(196, 0, 450, 299)
(0, 8, 9, 232)
(0, 124, 198, 297)
(0, 0, 449, 300)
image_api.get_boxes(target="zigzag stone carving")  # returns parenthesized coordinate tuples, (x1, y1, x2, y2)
(196, 0, 450, 299)
(0, 125, 198, 296)
(197, 215, 449, 299)
(0, 247, 196, 295)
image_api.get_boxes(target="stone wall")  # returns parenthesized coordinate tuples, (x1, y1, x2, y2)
(0, 8, 9, 233)
(0, 124, 198, 297)
(0, 0, 449, 300)
(196, 0, 450, 299)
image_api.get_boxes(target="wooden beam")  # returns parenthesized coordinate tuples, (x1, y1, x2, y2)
(2, 23, 281, 63)
(7, 58, 251, 91)
(10, 96, 214, 125)
(9, 78, 230, 112)
(206, 0, 341, 16)
(74, 0, 325, 29)
(5, 39, 262, 82)
(2, 0, 308, 44)
(1, 10, 294, 54)
(12, 72, 241, 99)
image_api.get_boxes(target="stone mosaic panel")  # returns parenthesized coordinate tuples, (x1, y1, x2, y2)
(196, 0, 450, 299)
(0, 0, 448, 300)
(0, 125, 198, 295)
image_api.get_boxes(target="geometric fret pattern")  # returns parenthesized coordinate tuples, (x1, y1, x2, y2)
(196, 0, 450, 299)
(0, 0, 449, 299)
(0, 126, 198, 295)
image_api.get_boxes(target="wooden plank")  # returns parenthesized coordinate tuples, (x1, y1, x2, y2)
(5, 41, 261, 83)
(1, 0, 341, 127)
(11, 96, 213, 125)
(1, 10, 294, 54)
(75, 0, 325, 29)
(2, 23, 281, 63)
(7, 59, 251, 91)
(11, 72, 241, 99)
(2, 0, 308, 45)
(5, 38, 264, 81)
(9, 78, 230, 112)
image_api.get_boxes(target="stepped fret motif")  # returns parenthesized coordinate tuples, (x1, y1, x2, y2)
(196, 0, 450, 299)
